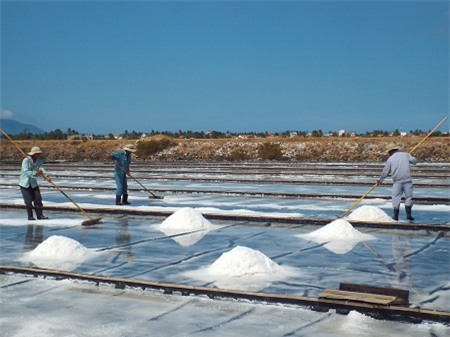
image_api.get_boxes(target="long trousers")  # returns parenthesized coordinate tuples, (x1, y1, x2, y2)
(114, 173, 128, 196)
(391, 181, 413, 209)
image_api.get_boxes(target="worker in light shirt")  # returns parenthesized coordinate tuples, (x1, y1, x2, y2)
(377, 144, 417, 221)
(19, 146, 51, 220)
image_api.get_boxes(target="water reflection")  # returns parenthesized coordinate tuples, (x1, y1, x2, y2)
(112, 218, 134, 263)
(389, 235, 413, 289)
(23, 225, 43, 253)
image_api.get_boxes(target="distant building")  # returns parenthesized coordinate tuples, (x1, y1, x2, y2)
(289, 131, 298, 138)
(238, 134, 256, 139)
(338, 130, 346, 137)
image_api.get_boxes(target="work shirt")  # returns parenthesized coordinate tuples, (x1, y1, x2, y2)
(19, 156, 47, 188)
(110, 150, 131, 176)
(379, 152, 417, 184)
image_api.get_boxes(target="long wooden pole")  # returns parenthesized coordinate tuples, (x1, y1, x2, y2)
(0, 128, 102, 226)
(340, 116, 448, 218)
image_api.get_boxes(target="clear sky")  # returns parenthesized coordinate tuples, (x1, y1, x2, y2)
(1, 0, 448, 135)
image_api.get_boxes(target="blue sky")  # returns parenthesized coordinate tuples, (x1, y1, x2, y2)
(1, 0, 448, 134)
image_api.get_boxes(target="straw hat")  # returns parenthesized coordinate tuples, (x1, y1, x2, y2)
(28, 146, 42, 155)
(123, 144, 137, 153)
(385, 144, 399, 153)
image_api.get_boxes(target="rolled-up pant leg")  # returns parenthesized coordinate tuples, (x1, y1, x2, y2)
(403, 181, 414, 207)
(391, 182, 403, 209)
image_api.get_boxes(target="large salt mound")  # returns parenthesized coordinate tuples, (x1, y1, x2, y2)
(24, 235, 94, 270)
(208, 246, 282, 277)
(297, 219, 376, 254)
(184, 246, 299, 291)
(157, 207, 214, 247)
(347, 205, 393, 222)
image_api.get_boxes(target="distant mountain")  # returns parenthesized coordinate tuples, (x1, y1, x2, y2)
(0, 118, 46, 135)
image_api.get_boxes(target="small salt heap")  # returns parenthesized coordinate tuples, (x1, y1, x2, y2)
(157, 207, 214, 246)
(347, 205, 393, 222)
(23, 235, 94, 270)
(208, 246, 283, 277)
(297, 218, 376, 254)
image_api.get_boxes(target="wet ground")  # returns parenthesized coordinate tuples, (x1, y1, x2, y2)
(0, 161, 449, 336)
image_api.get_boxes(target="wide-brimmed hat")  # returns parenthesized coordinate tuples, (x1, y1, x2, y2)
(123, 144, 137, 153)
(385, 144, 399, 153)
(28, 146, 42, 155)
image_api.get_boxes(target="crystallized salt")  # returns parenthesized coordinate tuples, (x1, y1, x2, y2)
(297, 218, 376, 254)
(347, 205, 393, 222)
(306, 218, 373, 241)
(184, 245, 300, 291)
(160, 207, 213, 231)
(24, 235, 94, 270)
(208, 246, 282, 277)
(156, 207, 214, 246)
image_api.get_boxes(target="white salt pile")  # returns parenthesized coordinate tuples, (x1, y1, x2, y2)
(156, 207, 215, 247)
(184, 246, 299, 291)
(208, 246, 282, 277)
(297, 218, 376, 255)
(22, 235, 95, 270)
(346, 205, 393, 222)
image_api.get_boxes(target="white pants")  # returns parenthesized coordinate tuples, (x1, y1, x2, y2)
(392, 181, 413, 209)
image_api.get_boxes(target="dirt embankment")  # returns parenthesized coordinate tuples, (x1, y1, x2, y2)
(0, 137, 448, 163)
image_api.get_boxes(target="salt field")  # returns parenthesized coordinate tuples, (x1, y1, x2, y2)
(0, 161, 449, 336)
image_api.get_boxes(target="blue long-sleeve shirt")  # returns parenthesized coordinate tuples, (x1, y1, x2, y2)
(110, 150, 131, 176)
(19, 156, 47, 188)
(379, 152, 417, 184)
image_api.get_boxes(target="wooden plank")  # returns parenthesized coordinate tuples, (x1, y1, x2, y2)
(339, 283, 409, 305)
(319, 289, 399, 305)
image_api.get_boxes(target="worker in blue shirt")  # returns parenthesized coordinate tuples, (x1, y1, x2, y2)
(377, 144, 417, 221)
(109, 144, 137, 205)
(19, 146, 50, 220)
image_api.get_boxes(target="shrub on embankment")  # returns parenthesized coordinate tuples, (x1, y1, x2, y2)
(0, 137, 448, 163)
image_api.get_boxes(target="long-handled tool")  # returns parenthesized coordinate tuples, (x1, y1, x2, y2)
(115, 163, 164, 199)
(340, 115, 448, 218)
(0, 128, 102, 226)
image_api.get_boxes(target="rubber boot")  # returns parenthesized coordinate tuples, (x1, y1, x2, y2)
(392, 208, 399, 221)
(27, 207, 35, 221)
(122, 194, 130, 205)
(35, 207, 48, 220)
(405, 206, 414, 221)
(116, 195, 122, 205)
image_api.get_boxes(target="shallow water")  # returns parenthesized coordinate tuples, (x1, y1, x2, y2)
(0, 162, 448, 336)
